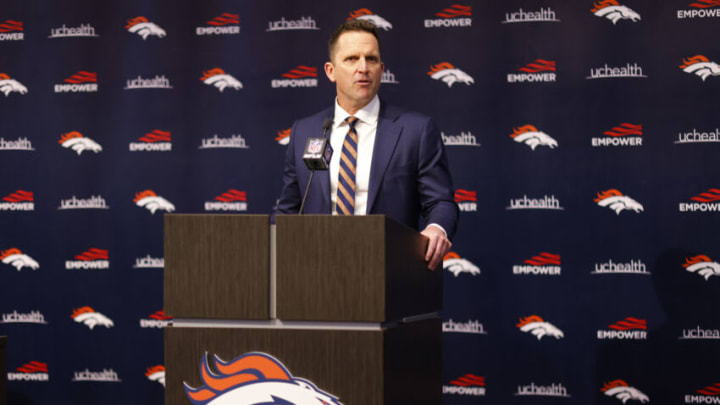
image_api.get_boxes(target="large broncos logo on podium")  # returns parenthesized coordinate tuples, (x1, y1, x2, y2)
(184, 352, 343, 405)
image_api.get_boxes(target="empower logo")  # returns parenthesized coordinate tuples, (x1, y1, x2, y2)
(508, 60, 556, 83)
(685, 382, 720, 404)
(683, 255, 720, 280)
(201, 68, 243, 92)
(507, 194, 564, 210)
(680, 55, 720, 81)
(49, 23, 98, 38)
(424, 4, 472, 28)
(443, 252, 480, 277)
(597, 317, 647, 340)
(602, 380, 649, 403)
(7, 361, 49, 382)
(1, 310, 47, 324)
(124, 74, 172, 89)
(591, 0, 641, 24)
(275, 129, 291, 145)
(592, 259, 649, 275)
(1, 248, 39, 271)
(594, 189, 644, 214)
(0, 136, 33, 150)
(65, 248, 109, 270)
(510, 125, 558, 149)
(428, 63, 474, 87)
(587, 63, 646, 79)
(140, 309, 172, 328)
(54, 71, 98, 93)
(503, 7, 560, 23)
(513, 252, 561, 276)
(134, 190, 175, 214)
(443, 319, 487, 335)
(515, 382, 571, 398)
(0, 190, 34, 211)
(442, 130, 479, 146)
(592, 123, 643, 146)
(0, 20, 23, 41)
(205, 189, 248, 211)
(678, 0, 720, 18)
(679, 188, 720, 212)
(443, 374, 485, 396)
(676, 128, 720, 144)
(199, 133, 249, 149)
(126, 17, 166, 39)
(679, 326, 720, 340)
(0, 73, 28, 96)
(71, 306, 114, 330)
(517, 315, 564, 340)
(133, 254, 164, 269)
(266, 16, 319, 32)
(72, 368, 121, 382)
(59, 131, 102, 155)
(129, 129, 172, 151)
(196, 13, 240, 35)
(184, 352, 342, 405)
(272, 65, 318, 88)
(58, 195, 108, 210)
(347, 8, 392, 30)
(455, 189, 477, 212)
(146, 365, 166, 387)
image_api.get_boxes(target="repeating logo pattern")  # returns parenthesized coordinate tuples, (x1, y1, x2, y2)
(0, 248, 39, 271)
(201, 68, 243, 92)
(59, 131, 102, 155)
(601, 380, 649, 403)
(428, 63, 474, 87)
(71, 306, 114, 330)
(347, 8, 392, 30)
(680, 55, 720, 81)
(126, 17, 166, 39)
(591, 0, 641, 24)
(683, 255, 720, 280)
(133, 190, 175, 214)
(443, 252, 480, 277)
(594, 189, 644, 214)
(517, 315, 564, 340)
(510, 125, 558, 150)
(0, 73, 28, 96)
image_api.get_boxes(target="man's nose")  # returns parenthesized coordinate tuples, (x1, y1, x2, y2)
(358, 57, 368, 71)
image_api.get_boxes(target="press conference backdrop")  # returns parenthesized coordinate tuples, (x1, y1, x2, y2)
(1, 0, 719, 404)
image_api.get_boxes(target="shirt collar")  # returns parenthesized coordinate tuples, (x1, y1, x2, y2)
(333, 95, 380, 128)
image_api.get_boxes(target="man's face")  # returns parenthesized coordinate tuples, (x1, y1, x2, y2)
(325, 31, 384, 114)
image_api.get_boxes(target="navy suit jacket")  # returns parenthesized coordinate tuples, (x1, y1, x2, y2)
(275, 102, 458, 239)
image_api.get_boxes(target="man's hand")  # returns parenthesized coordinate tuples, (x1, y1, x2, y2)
(421, 225, 452, 270)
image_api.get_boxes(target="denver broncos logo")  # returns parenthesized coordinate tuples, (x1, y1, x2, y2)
(126, 16, 166, 39)
(443, 252, 480, 277)
(71, 306, 114, 330)
(133, 190, 175, 214)
(276, 129, 291, 145)
(58, 131, 102, 155)
(347, 9, 392, 30)
(146, 365, 166, 387)
(516, 315, 564, 340)
(0, 73, 28, 96)
(601, 380, 649, 403)
(510, 125, 558, 150)
(591, 0, 641, 24)
(427, 63, 474, 87)
(201, 68, 243, 92)
(0, 248, 39, 271)
(594, 189, 644, 215)
(683, 255, 720, 280)
(184, 352, 342, 405)
(680, 55, 720, 81)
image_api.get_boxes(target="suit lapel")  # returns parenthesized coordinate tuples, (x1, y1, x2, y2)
(367, 104, 402, 213)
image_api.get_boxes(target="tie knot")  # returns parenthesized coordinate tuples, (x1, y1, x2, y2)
(345, 116, 359, 127)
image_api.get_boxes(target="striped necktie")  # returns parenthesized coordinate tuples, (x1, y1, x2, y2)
(337, 116, 359, 215)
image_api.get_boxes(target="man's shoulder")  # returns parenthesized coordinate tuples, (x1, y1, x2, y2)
(381, 103, 432, 124)
(295, 106, 334, 127)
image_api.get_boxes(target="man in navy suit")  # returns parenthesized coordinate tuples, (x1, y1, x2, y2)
(275, 20, 458, 270)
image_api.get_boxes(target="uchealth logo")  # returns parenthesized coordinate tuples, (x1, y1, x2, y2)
(7, 361, 49, 382)
(54, 71, 98, 93)
(49, 23, 98, 38)
(1, 190, 34, 211)
(0, 20, 23, 41)
(587, 63, 646, 80)
(510, 125, 558, 150)
(513, 252, 561, 276)
(678, 0, 720, 19)
(129, 129, 172, 152)
(602, 380, 649, 403)
(205, 189, 248, 212)
(1, 248, 39, 271)
(275, 129, 291, 145)
(0, 73, 28, 96)
(592, 123, 643, 147)
(427, 63, 474, 87)
(196, 13, 240, 35)
(679, 188, 720, 212)
(515, 382, 571, 398)
(592, 258, 649, 275)
(272, 65, 317, 88)
(381, 68, 399, 84)
(134, 190, 175, 214)
(683, 255, 720, 280)
(146, 365, 166, 387)
(676, 128, 720, 144)
(347, 8, 392, 30)
(201, 68, 243, 92)
(507, 194, 564, 210)
(71, 306, 114, 330)
(680, 55, 720, 81)
(424, 4, 472, 28)
(124, 74, 172, 90)
(455, 189, 477, 212)
(266, 16, 319, 32)
(184, 352, 342, 405)
(140, 309, 172, 328)
(597, 317, 647, 340)
(442, 130, 479, 146)
(443, 319, 487, 335)
(594, 189, 644, 215)
(1, 310, 47, 324)
(72, 367, 121, 382)
(126, 16, 166, 39)
(443, 252, 480, 277)
(0, 136, 33, 150)
(508, 59, 557, 83)
(591, 0, 641, 24)
(444, 374, 486, 396)
(503, 7, 560, 23)
(66, 248, 109, 270)
(59, 131, 102, 155)
(199, 133, 249, 149)
(133, 254, 164, 269)
(517, 315, 564, 340)
(58, 195, 109, 210)
(679, 325, 720, 340)
(686, 382, 720, 404)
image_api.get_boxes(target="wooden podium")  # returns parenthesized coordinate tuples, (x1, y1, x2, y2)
(164, 215, 442, 405)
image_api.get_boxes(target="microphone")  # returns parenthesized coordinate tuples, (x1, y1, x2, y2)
(299, 118, 333, 214)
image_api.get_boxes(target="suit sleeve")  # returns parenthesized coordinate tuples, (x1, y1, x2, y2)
(273, 121, 302, 216)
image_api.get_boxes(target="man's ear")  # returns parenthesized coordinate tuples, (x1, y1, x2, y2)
(324, 61, 336, 83)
